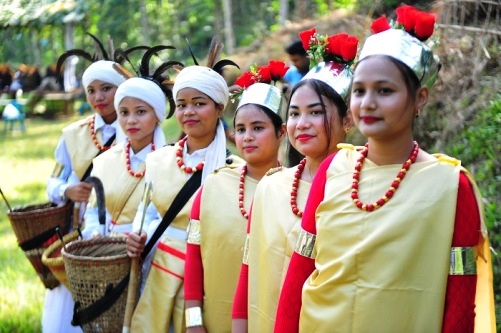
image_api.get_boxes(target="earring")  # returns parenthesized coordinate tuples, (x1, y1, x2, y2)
(415, 111, 420, 118)
(344, 127, 350, 134)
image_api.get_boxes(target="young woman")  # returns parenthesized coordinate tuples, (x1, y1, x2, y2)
(82, 74, 168, 238)
(183, 82, 286, 332)
(125, 40, 243, 333)
(44, 59, 126, 333)
(231, 60, 354, 331)
(275, 8, 496, 332)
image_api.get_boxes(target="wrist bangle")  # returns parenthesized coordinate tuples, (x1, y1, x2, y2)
(59, 186, 67, 202)
(185, 306, 203, 328)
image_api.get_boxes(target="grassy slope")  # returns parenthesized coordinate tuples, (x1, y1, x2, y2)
(0, 114, 181, 332)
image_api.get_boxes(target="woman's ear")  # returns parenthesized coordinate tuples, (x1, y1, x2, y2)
(343, 111, 354, 129)
(216, 103, 225, 117)
(415, 86, 429, 113)
(278, 123, 287, 140)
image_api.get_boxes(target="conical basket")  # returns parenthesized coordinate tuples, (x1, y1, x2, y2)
(62, 237, 130, 333)
(42, 230, 80, 289)
(7, 202, 72, 289)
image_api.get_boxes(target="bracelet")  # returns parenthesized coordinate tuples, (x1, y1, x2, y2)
(185, 306, 203, 328)
(59, 186, 67, 202)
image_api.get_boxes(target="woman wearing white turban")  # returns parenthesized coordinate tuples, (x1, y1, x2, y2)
(81, 77, 168, 238)
(126, 39, 243, 333)
(44, 58, 126, 333)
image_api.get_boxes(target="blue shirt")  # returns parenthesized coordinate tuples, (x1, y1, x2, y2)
(283, 66, 305, 87)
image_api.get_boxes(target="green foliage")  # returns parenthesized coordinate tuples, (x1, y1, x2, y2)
(355, 0, 435, 16)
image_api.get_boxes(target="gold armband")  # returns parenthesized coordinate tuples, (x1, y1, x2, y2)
(51, 162, 65, 178)
(450, 247, 476, 275)
(185, 306, 203, 328)
(242, 234, 250, 265)
(186, 219, 201, 245)
(294, 228, 316, 258)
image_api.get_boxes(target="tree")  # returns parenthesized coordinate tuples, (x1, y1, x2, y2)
(221, 0, 235, 54)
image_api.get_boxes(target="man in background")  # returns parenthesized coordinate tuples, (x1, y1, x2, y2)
(283, 40, 310, 88)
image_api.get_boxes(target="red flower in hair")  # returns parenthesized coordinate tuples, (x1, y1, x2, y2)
(371, 16, 391, 34)
(269, 60, 289, 82)
(257, 65, 271, 83)
(324, 33, 358, 63)
(235, 71, 257, 88)
(414, 11, 436, 41)
(326, 33, 347, 58)
(396, 5, 418, 33)
(299, 28, 316, 51)
(340, 36, 359, 62)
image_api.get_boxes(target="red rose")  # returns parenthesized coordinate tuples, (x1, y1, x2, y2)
(299, 28, 316, 51)
(235, 71, 257, 88)
(340, 35, 358, 62)
(257, 65, 271, 83)
(326, 33, 348, 58)
(269, 60, 289, 82)
(371, 16, 391, 34)
(414, 11, 436, 41)
(396, 5, 418, 33)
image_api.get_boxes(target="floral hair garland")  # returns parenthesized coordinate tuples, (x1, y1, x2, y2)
(232, 60, 289, 101)
(299, 28, 358, 68)
(371, 4, 436, 41)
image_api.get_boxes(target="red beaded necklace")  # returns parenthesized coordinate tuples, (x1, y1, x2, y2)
(238, 162, 281, 219)
(238, 165, 249, 218)
(176, 137, 205, 174)
(290, 158, 307, 217)
(351, 141, 419, 212)
(125, 140, 155, 178)
(89, 115, 113, 151)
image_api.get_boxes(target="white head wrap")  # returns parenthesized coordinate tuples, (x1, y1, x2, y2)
(82, 60, 126, 90)
(172, 65, 229, 181)
(113, 77, 167, 147)
(172, 66, 229, 108)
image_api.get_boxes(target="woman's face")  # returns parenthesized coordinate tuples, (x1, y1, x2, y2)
(287, 84, 344, 160)
(350, 56, 423, 142)
(86, 79, 118, 123)
(175, 87, 223, 141)
(117, 97, 157, 150)
(234, 105, 284, 166)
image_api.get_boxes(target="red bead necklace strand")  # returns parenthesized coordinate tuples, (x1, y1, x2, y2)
(351, 141, 419, 212)
(89, 115, 113, 151)
(125, 140, 154, 178)
(176, 137, 205, 174)
(290, 158, 307, 217)
(238, 162, 281, 219)
(238, 165, 249, 218)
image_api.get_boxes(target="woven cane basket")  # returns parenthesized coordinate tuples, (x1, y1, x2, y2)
(7, 202, 72, 289)
(41, 230, 80, 289)
(62, 237, 130, 333)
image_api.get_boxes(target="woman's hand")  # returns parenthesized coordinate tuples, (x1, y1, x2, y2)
(126, 232, 147, 258)
(65, 181, 93, 202)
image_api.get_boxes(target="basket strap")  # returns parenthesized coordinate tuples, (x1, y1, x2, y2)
(81, 134, 116, 181)
(19, 226, 58, 251)
(142, 170, 202, 260)
(72, 272, 130, 326)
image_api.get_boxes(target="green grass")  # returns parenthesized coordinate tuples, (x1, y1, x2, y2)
(0, 114, 181, 332)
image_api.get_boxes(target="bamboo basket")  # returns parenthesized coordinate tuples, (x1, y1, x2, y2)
(62, 237, 131, 333)
(7, 202, 72, 289)
(41, 230, 80, 289)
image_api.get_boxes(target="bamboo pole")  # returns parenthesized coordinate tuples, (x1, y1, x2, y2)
(122, 181, 152, 333)
(0, 187, 12, 211)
